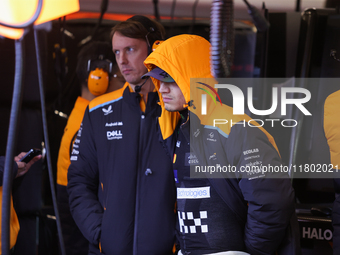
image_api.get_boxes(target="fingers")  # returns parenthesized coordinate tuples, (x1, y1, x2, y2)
(26, 154, 42, 169)
(15, 152, 42, 178)
(16, 161, 26, 169)
(16, 164, 28, 178)
(14, 152, 28, 162)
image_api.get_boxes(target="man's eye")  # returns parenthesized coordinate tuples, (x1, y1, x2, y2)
(114, 50, 119, 55)
(127, 47, 134, 52)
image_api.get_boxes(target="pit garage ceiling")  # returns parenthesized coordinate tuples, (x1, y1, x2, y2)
(79, 0, 327, 20)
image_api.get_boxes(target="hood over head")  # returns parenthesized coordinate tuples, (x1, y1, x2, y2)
(144, 34, 213, 107)
(144, 34, 279, 153)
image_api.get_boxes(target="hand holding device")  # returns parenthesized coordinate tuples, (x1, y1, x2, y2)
(19, 149, 41, 163)
(15, 149, 42, 178)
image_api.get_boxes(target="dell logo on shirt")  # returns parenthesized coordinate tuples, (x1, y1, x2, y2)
(107, 130, 123, 140)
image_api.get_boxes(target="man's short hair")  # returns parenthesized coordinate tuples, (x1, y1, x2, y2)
(76, 41, 116, 87)
(110, 15, 165, 50)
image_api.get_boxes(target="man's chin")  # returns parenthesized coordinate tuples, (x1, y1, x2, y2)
(125, 79, 137, 85)
(164, 105, 182, 112)
(164, 105, 175, 112)
(123, 75, 139, 85)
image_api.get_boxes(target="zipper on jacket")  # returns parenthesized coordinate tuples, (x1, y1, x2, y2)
(133, 102, 146, 255)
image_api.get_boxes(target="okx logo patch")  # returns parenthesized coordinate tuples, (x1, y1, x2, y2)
(196, 82, 222, 115)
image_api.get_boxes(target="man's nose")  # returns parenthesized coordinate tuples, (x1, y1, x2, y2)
(159, 82, 168, 93)
(118, 52, 127, 64)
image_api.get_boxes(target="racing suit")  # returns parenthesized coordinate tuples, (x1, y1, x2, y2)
(144, 34, 296, 255)
(67, 83, 178, 254)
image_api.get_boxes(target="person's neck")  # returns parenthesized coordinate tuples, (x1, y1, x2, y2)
(179, 108, 189, 120)
(130, 78, 154, 103)
(81, 87, 96, 101)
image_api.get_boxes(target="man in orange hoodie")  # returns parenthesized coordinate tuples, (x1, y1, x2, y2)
(144, 34, 297, 255)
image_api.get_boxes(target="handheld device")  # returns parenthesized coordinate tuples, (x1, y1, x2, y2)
(19, 148, 42, 163)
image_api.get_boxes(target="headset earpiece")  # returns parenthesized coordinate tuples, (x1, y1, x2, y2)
(127, 15, 159, 54)
(145, 28, 156, 54)
(88, 68, 109, 96)
(87, 57, 112, 96)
